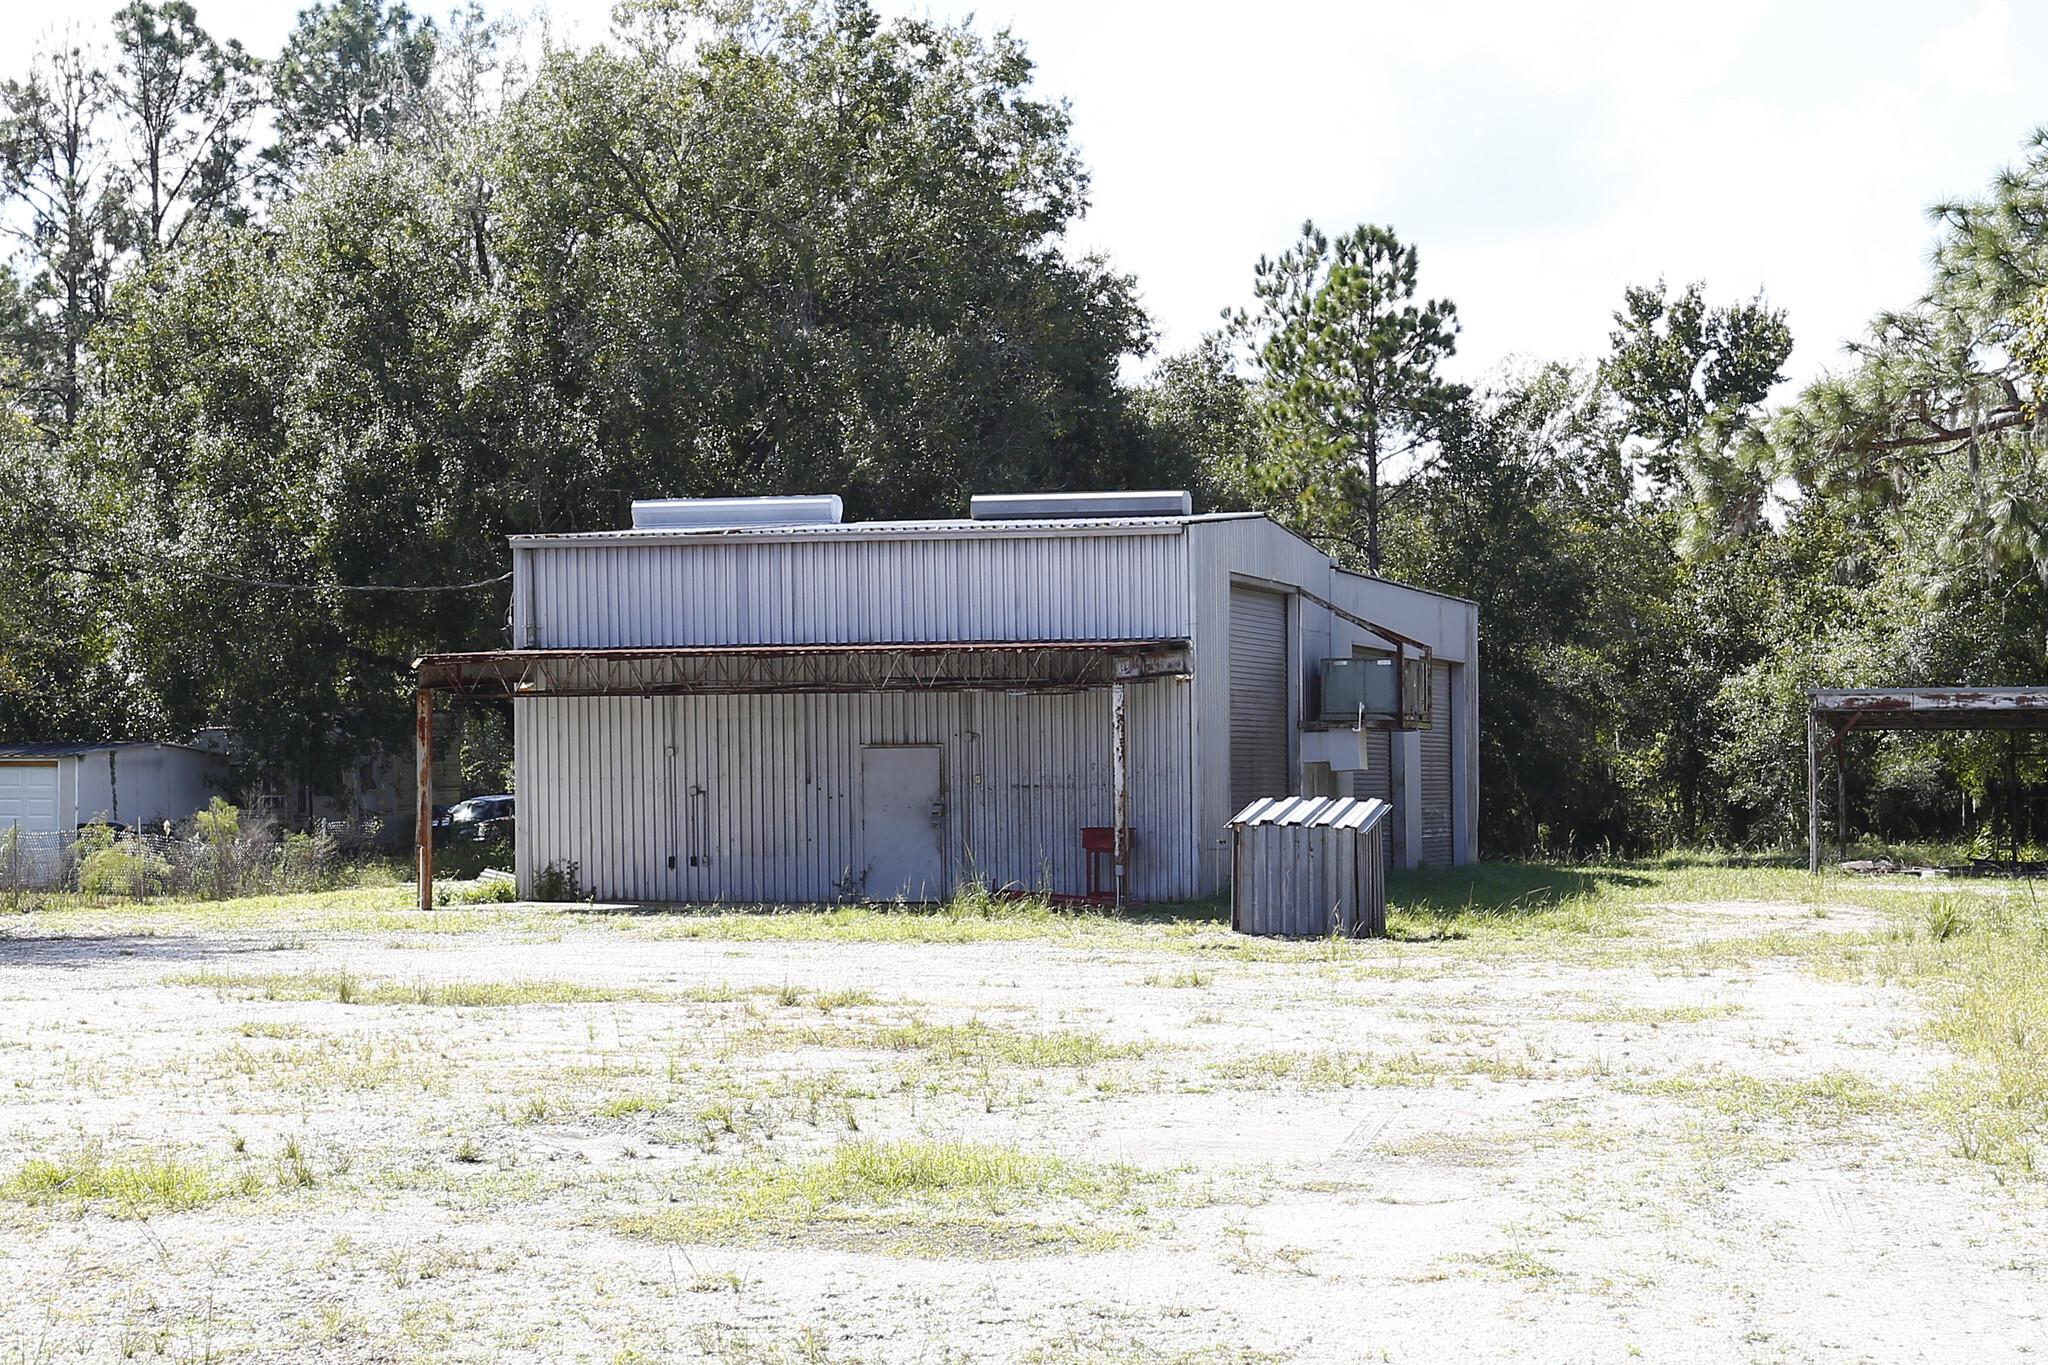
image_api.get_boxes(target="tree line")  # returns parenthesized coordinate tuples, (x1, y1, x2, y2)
(4, 0, 2045, 857)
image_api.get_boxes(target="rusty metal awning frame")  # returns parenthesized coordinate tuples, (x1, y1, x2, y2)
(1807, 688, 2048, 873)
(1810, 688, 2048, 732)
(413, 639, 1192, 698)
(406, 639, 1192, 912)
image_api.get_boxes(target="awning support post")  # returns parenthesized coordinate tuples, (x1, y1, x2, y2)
(2011, 730, 2022, 869)
(1112, 681, 1128, 909)
(1807, 713, 1819, 875)
(416, 688, 434, 913)
(1837, 728, 1849, 864)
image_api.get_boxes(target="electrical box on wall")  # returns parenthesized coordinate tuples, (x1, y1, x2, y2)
(1319, 655, 1431, 728)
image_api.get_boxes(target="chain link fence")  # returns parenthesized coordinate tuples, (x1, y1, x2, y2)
(0, 807, 403, 909)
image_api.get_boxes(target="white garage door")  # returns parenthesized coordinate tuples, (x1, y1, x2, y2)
(0, 763, 60, 833)
(1419, 661, 1455, 867)
(1229, 587, 1290, 815)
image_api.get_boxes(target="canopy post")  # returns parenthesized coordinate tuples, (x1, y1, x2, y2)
(1807, 714, 1819, 875)
(1837, 729, 1848, 864)
(1112, 682, 1129, 909)
(416, 688, 434, 913)
(2011, 730, 2022, 869)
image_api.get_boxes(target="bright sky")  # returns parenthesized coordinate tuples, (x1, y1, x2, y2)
(6, 0, 2043, 391)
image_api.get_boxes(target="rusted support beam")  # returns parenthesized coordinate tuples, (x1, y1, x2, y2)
(1112, 682, 1129, 909)
(413, 640, 1193, 699)
(416, 688, 434, 913)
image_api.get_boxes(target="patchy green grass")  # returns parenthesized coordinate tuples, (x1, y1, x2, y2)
(872, 1020, 1150, 1069)
(596, 1092, 666, 1118)
(1208, 1048, 1440, 1090)
(618, 1139, 1167, 1257)
(210, 1035, 445, 1094)
(1634, 1069, 1904, 1131)
(173, 968, 669, 1007)
(1021, 1337, 1288, 1365)
(1, 1147, 263, 1216)
(2, 856, 1928, 961)
(1844, 889, 2048, 1173)
(1569, 1003, 1749, 1026)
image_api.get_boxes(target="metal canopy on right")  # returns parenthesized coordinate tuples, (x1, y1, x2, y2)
(1810, 688, 2048, 732)
(1806, 688, 2048, 872)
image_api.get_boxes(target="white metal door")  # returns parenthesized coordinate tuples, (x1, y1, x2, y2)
(0, 763, 59, 832)
(862, 746, 944, 901)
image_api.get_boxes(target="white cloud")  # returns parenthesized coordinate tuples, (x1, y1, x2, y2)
(1920, 0, 2014, 93)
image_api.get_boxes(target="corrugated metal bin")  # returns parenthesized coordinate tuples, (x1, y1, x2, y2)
(1229, 796, 1390, 938)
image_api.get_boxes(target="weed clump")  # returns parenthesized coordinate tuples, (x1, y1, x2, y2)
(1, 1145, 262, 1216)
(618, 1138, 1165, 1256)
(532, 859, 582, 902)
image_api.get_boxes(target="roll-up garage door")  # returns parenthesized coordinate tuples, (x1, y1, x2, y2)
(1229, 587, 1290, 815)
(0, 763, 59, 832)
(1418, 661, 1455, 866)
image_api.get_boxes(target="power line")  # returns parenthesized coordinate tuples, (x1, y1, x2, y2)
(179, 567, 513, 593)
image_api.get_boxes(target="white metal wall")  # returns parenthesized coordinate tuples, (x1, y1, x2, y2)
(517, 528, 1191, 648)
(515, 679, 1198, 904)
(73, 747, 220, 829)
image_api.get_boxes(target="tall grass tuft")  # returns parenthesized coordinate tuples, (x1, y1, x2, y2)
(1, 1145, 262, 1215)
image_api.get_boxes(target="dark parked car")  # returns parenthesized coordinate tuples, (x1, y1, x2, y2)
(441, 795, 514, 843)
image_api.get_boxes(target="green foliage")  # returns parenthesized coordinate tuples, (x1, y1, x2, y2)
(194, 796, 238, 844)
(267, 0, 439, 179)
(47, 0, 1181, 794)
(1134, 336, 1261, 512)
(1603, 279, 1792, 494)
(531, 858, 581, 903)
(112, 1, 263, 258)
(79, 840, 171, 898)
(1230, 221, 1463, 572)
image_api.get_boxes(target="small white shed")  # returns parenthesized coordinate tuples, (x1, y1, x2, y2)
(0, 743, 223, 834)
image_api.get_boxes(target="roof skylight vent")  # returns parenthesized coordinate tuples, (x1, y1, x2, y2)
(969, 490, 1192, 521)
(630, 495, 844, 531)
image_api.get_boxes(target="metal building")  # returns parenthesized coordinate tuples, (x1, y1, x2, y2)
(0, 742, 223, 836)
(414, 494, 1479, 906)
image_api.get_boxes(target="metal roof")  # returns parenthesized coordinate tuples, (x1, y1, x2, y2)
(508, 511, 1264, 547)
(0, 741, 210, 758)
(1809, 687, 2048, 731)
(415, 639, 1194, 698)
(1229, 795, 1392, 830)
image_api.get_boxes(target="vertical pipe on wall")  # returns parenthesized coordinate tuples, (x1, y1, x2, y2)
(416, 688, 435, 912)
(1112, 682, 1128, 908)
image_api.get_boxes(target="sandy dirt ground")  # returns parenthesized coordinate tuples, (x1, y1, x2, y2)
(0, 895, 2041, 1364)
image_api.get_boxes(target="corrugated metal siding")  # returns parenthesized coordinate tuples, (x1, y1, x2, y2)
(1419, 661, 1454, 867)
(515, 682, 1198, 904)
(1229, 587, 1289, 813)
(523, 532, 1190, 648)
(1349, 731, 1392, 803)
